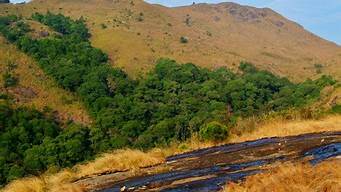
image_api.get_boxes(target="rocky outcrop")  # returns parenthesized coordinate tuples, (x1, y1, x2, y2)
(76, 132, 341, 192)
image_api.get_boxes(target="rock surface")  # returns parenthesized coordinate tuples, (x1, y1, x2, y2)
(75, 131, 341, 192)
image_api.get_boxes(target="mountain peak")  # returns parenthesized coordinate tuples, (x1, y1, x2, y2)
(0, 0, 340, 80)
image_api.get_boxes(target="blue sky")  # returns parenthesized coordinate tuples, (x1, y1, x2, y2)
(11, 0, 341, 45)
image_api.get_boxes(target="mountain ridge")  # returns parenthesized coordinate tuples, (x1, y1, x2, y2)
(0, 0, 340, 81)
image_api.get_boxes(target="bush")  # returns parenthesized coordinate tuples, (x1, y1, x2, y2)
(180, 36, 188, 43)
(2, 73, 18, 88)
(100, 23, 107, 29)
(199, 121, 229, 141)
(314, 63, 323, 74)
(331, 105, 341, 114)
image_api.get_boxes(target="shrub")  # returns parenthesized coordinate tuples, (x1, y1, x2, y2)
(331, 105, 341, 114)
(100, 23, 107, 29)
(199, 121, 229, 141)
(2, 73, 18, 88)
(314, 63, 323, 74)
(137, 12, 144, 22)
(180, 36, 188, 43)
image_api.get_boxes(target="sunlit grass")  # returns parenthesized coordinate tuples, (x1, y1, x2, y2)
(225, 159, 341, 192)
(1, 149, 165, 192)
(0, 36, 90, 124)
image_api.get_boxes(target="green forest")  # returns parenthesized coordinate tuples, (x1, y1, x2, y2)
(0, 13, 336, 185)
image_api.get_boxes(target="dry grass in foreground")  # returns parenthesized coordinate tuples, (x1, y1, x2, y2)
(229, 114, 341, 143)
(2, 114, 341, 192)
(1, 149, 165, 192)
(225, 159, 341, 192)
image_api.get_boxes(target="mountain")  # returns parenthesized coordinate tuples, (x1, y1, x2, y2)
(0, 2, 341, 190)
(1, 0, 340, 81)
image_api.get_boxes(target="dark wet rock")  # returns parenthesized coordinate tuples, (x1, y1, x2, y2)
(159, 170, 261, 192)
(78, 132, 341, 192)
(305, 143, 341, 165)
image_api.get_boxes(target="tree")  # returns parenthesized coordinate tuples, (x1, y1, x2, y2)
(199, 121, 229, 141)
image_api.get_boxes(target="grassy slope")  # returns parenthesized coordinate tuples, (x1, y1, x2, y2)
(0, 36, 90, 124)
(0, 0, 340, 81)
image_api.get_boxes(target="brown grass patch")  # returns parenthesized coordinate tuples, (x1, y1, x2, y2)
(0, 36, 90, 124)
(75, 149, 165, 177)
(229, 114, 341, 143)
(2, 0, 341, 80)
(1, 149, 165, 192)
(225, 159, 341, 192)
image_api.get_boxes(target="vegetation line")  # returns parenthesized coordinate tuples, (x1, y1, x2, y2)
(0, 13, 336, 186)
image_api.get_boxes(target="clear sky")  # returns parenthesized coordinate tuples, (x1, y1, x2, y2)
(10, 0, 341, 45)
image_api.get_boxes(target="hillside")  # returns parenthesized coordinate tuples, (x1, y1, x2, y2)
(0, 36, 90, 124)
(0, 6, 340, 191)
(0, 0, 340, 81)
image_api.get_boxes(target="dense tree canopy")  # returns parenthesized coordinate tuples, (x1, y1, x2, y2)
(0, 13, 336, 185)
(0, 100, 93, 185)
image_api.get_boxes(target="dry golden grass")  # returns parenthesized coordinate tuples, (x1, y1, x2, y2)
(1, 177, 45, 192)
(229, 114, 341, 143)
(1, 0, 340, 80)
(75, 149, 165, 177)
(0, 36, 90, 124)
(225, 159, 341, 192)
(1, 149, 165, 192)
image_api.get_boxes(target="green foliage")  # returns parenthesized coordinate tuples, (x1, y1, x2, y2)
(199, 121, 229, 141)
(314, 63, 323, 74)
(330, 105, 341, 114)
(180, 36, 189, 43)
(2, 72, 18, 88)
(0, 102, 59, 183)
(2, 60, 19, 88)
(239, 62, 257, 73)
(0, 13, 335, 185)
(0, 100, 93, 185)
(32, 12, 90, 40)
